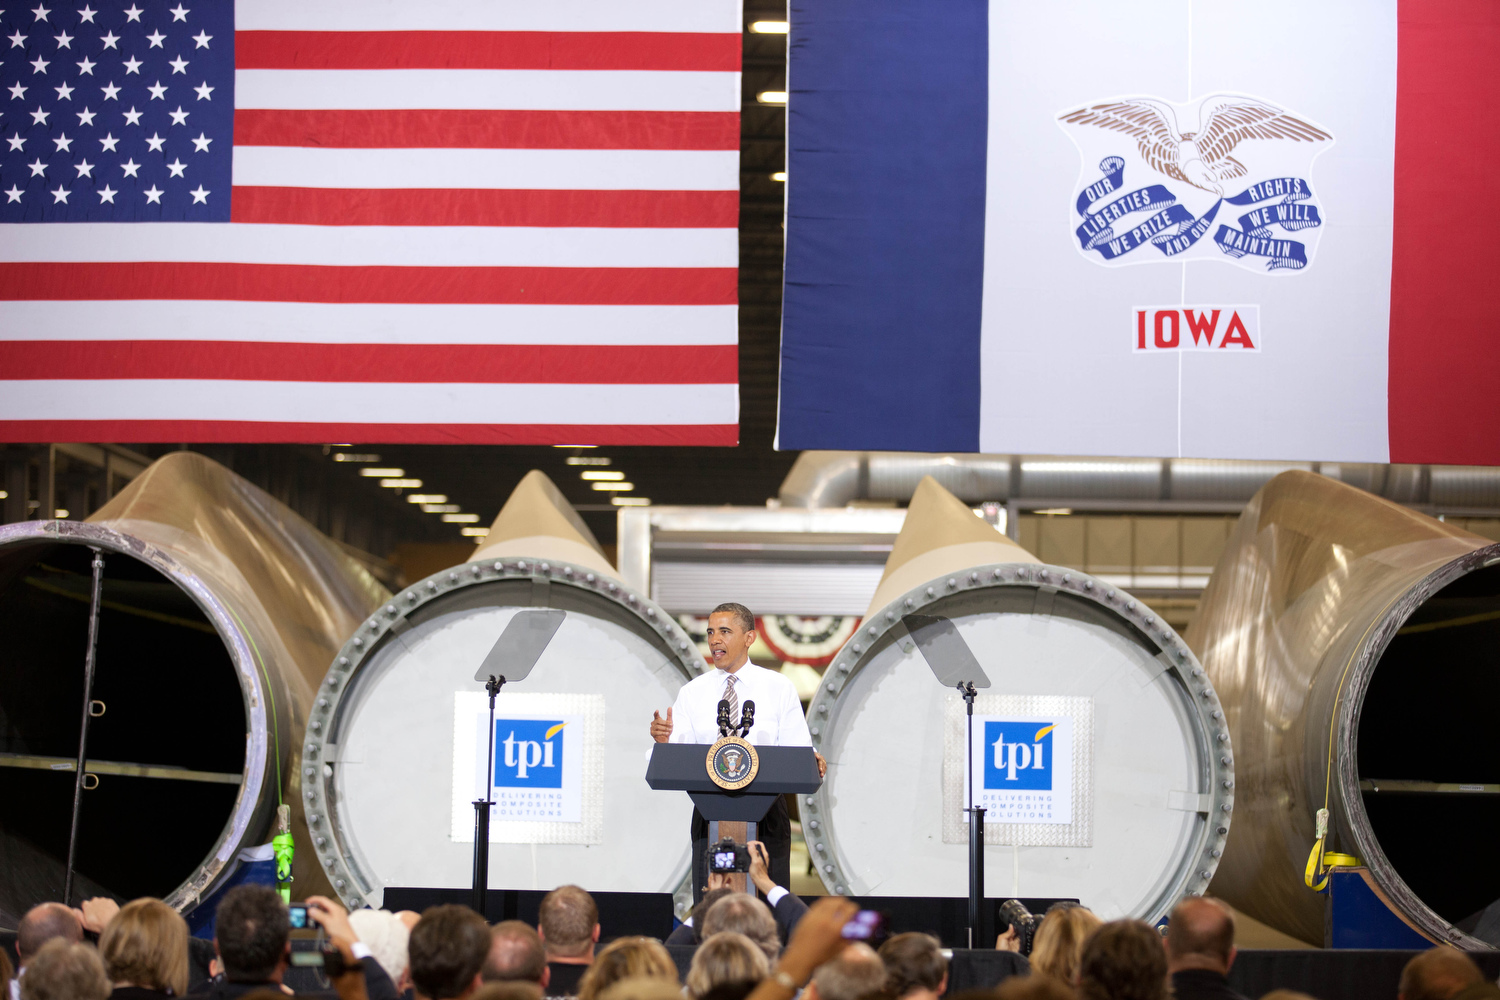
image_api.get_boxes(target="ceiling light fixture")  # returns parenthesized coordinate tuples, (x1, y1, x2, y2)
(580, 470, 625, 481)
(591, 482, 634, 491)
(461, 526, 490, 537)
(611, 497, 651, 506)
(333, 453, 381, 463)
(379, 478, 422, 488)
(405, 494, 447, 504)
(749, 20, 789, 33)
(770, 171, 787, 182)
(551, 444, 597, 448)
(566, 456, 612, 466)
(422, 504, 460, 513)
(442, 513, 480, 523)
(757, 91, 788, 105)
(359, 467, 404, 477)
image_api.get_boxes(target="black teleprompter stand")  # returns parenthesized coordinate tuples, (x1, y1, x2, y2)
(959, 679, 986, 948)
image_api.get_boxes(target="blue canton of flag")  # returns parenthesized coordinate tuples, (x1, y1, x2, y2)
(0, 0, 232, 221)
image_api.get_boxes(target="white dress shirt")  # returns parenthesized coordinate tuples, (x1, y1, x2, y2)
(666, 661, 812, 748)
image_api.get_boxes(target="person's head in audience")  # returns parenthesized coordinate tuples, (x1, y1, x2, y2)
(16, 903, 84, 970)
(484, 920, 550, 989)
(473, 983, 544, 1000)
(686, 931, 770, 1000)
(409, 904, 494, 1000)
(1399, 947, 1485, 1000)
(701, 894, 781, 965)
(1029, 904, 1101, 986)
(576, 937, 677, 1000)
(804, 942, 886, 1000)
(994, 978, 1078, 1000)
(539, 886, 601, 965)
(18, 939, 110, 1000)
(1076, 920, 1169, 1000)
(214, 885, 291, 984)
(350, 908, 415, 993)
(1164, 897, 1236, 976)
(98, 897, 189, 997)
(878, 933, 947, 1000)
(688, 889, 735, 945)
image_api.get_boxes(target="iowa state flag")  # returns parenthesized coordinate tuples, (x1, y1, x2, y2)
(777, 0, 1500, 464)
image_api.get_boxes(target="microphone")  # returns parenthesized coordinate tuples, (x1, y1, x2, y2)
(717, 699, 731, 736)
(739, 700, 755, 735)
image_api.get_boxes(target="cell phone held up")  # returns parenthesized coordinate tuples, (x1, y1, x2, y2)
(841, 910, 888, 944)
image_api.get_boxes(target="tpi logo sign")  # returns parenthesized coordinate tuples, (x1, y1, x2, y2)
(495, 719, 566, 788)
(1134, 306, 1259, 352)
(983, 721, 1055, 791)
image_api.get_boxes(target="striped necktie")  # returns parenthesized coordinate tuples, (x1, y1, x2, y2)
(723, 672, 739, 729)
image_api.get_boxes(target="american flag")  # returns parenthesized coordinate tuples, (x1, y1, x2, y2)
(0, 0, 741, 444)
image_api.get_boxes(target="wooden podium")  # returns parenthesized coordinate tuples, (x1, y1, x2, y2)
(647, 743, 822, 895)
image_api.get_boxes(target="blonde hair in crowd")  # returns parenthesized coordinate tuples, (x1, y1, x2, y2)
(1029, 904, 1103, 986)
(98, 898, 189, 997)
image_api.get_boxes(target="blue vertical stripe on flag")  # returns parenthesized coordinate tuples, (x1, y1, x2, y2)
(778, 0, 988, 452)
(0, 0, 234, 222)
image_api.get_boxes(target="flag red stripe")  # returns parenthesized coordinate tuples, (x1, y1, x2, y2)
(0, 341, 737, 384)
(1388, 0, 1500, 463)
(233, 109, 741, 150)
(0, 420, 740, 446)
(234, 30, 742, 72)
(229, 187, 739, 227)
(0, 263, 738, 305)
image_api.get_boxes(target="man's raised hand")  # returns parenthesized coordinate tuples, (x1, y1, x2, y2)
(650, 706, 673, 743)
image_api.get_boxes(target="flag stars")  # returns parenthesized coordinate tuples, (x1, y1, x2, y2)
(4, 185, 21, 203)
(168, 55, 187, 73)
(165, 156, 184, 176)
(52, 80, 71, 99)
(142, 183, 161, 203)
(76, 55, 94, 74)
(189, 184, 207, 203)
(145, 29, 164, 47)
(5, 131, 23, 150)
(52, 29, 71, 48)
(31, 4, 48, 21)
(96, 183, 115, 203)
(97, 131, 116, 150)
(191, 29, 209, 48)
(51, 130, 70, 150)
(144, 130, 162, 150)
(26, 156, 45, 175)
(99, 29, 117, 49)
(28, 104, 46, 123)
(50, 183, 69, 203)
(8, 81, 25, 99)
(100, 81, 117, 99)
(74, 105, 93, 124)
(122, 55, 141, 73)
(190, 131, 208, 151)
(122, 4, 141, 21)
(29, 54, 48, 72)
(119, 156, 138, 176)
(121, 105, 140, 124)
(146, 79, 165, 99)
(192, 80, 211, 100)
(8, 28, 26, 47)
(167, 105, 186, 125)
(73, 157, 91, 177)
(77, 5, 95, 22)
(169, 4, 188, 20)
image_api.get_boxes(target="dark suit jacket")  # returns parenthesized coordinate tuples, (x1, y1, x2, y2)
(770, 891, 808, 941)
(1171, 968, 1250, 1000)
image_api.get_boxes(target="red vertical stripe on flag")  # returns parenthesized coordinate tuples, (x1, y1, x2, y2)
(1388, 0, 1500, 464)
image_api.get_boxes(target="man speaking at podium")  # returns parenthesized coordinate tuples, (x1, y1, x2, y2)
(649, 602, 825, 901)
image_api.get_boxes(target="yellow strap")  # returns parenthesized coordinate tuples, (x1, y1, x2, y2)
(1305, 836, 1361, 892)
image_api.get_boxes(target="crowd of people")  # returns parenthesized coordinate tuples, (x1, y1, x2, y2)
(3, 866, 1498, 1000)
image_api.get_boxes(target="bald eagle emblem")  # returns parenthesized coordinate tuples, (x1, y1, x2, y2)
(1057, 94, 1334, 272)
(708, 735, 759, 790)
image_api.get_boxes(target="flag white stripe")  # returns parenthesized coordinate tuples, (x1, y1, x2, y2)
(0, 224, 738, 269)
(0, 380, 738, 424)
(231, 146, 738, 191)
(236, 0, 742, 34)
(0, 302, 738, 345)
(235, 69, 741, 113)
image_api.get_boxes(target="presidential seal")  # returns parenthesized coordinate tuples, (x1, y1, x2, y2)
(707, 735, 759, 790)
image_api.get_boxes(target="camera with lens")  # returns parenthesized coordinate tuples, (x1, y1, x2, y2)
(706, 836, 751, 873)
(999, 899, 1038, 955)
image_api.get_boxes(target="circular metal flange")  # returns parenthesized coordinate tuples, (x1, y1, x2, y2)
(802, 561, 1233, 916)
(302, 558, 704, 910)
(0, 519, 276, 913)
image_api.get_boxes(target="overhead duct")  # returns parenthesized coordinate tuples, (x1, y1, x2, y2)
(305, 471, 704, 908)
(1188, 471, 1500, 948)
(0, 452, 388, 925)
(803, 477, 1233, 922)
(778, 451, 1500, 512)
